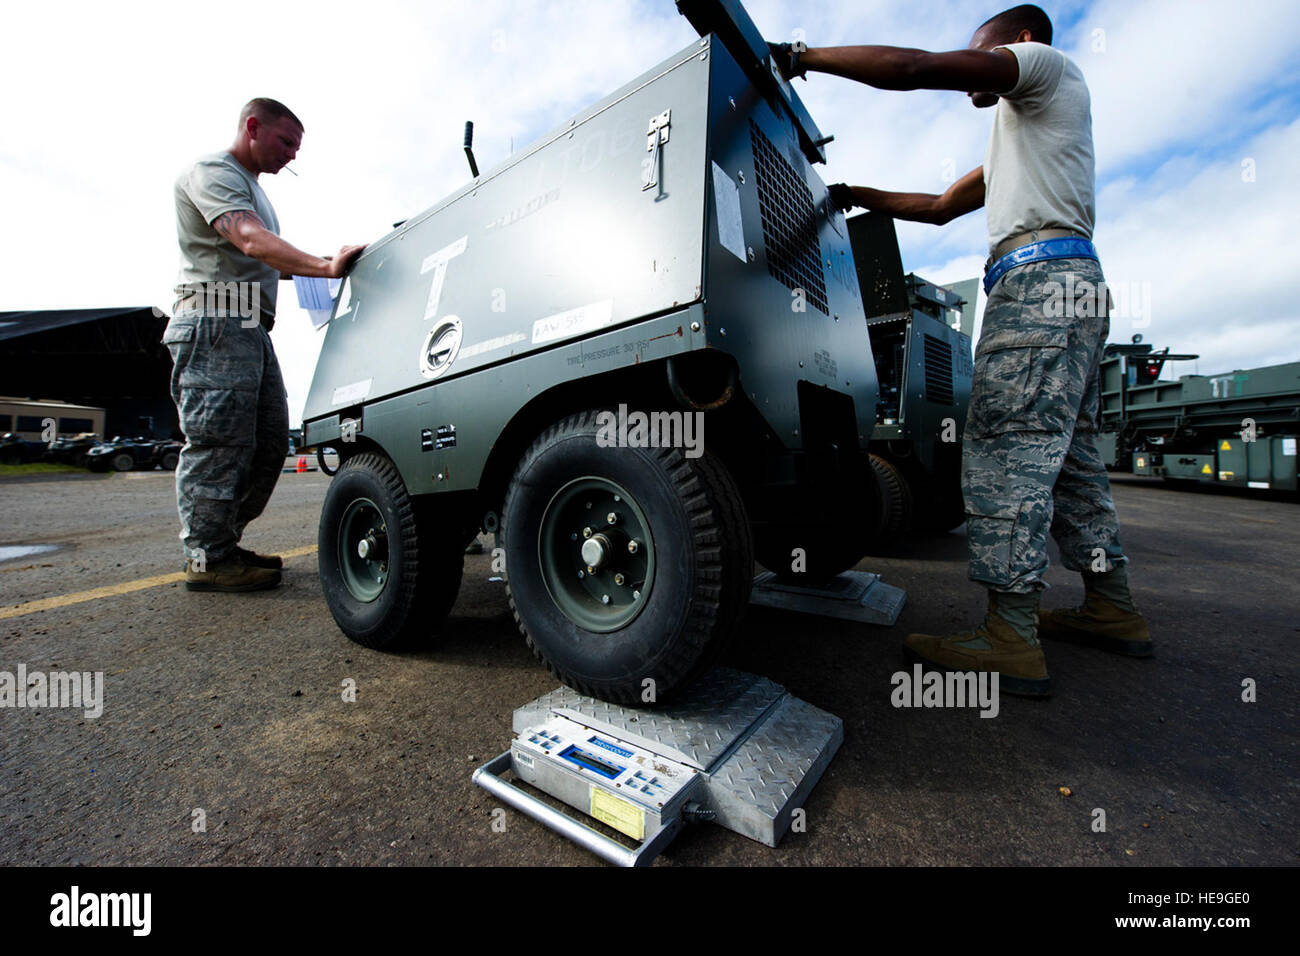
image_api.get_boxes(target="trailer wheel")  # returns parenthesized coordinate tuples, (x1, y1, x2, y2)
(110, 452, 135, 472)
(318, 452, 463, 649)
(161, 451, 180, 471)
(502, 410, 753, 704)
(870, 454, 913, 537)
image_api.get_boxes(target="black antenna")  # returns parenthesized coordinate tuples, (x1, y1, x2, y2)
(464, 121, 479, 178)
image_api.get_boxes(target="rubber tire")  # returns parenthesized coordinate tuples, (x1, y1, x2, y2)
(869, 454, 913, 538)
(161, 451, 180, 471)
(318, 451, 463, 650)
(110, 453, 134, 472)
(502, 410, 753, 705)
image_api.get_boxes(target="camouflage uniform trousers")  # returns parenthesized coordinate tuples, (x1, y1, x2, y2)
(162, 315, 289, 564)
(964, 256, 1126, 593)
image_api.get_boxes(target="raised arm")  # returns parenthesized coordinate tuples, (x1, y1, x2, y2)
(795, 46, 1018, 94)
(212, 210, 365, 279)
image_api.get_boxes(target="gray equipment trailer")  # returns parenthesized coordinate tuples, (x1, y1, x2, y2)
(303, 0, 969, 704)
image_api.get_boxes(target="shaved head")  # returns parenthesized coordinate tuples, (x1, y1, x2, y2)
(977, 4, 1053, 46)
(238, 97, 304, 133)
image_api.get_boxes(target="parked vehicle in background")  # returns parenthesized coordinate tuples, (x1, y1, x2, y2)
(1096, 338, 1300, 495)
(85, 436, 182, 472)
(46, 433, 102, 467)
(0, 433, 48, 465)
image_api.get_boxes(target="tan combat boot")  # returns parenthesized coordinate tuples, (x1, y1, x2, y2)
(185, 554, 281, 592)
(234, 545, 284, 569)
(904, 592, 1051, 698)
(1038, 590, 1153, 657)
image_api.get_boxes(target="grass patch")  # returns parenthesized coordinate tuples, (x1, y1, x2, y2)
(0, 462, 90, 477)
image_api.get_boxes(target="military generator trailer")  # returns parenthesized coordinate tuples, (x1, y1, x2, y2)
(1097, 341, 1299, 494)
(302, 0, 965, 704)
(847, 211, 973, 534)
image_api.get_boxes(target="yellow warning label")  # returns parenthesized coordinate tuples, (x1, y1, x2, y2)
(1221, 440, 1232, 450)
(1219, 472, 1234, 481)
(590, 788, 644, 840)
(1201, 464, 1213, 474)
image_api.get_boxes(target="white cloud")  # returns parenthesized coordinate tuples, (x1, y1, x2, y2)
(1, 0, 1297, 422)
(1094, 116, 1300, 371)
(1067, 0, 1300, 171)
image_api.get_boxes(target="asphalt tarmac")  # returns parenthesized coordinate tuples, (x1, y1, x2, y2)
(0, 467, 1294, 866)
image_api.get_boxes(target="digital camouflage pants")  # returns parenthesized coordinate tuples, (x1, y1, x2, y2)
(163, 316, 289, 563)
(964, 257, 1126, 593)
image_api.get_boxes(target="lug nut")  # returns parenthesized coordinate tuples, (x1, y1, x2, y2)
(577, 570, 585, 579)
(633, 590, 641, 600)
(601, 594, 611, 604)
(614, 573, 625, 586)
(606, 512, 617, 525)
(627, 540, 639, 554)
(583, 527, 593, 538)
(587, 566, 596, 575)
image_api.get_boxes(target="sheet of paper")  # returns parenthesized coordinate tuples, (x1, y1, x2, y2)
(711, 161, 746, 263)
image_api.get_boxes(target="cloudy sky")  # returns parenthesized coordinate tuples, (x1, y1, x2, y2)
(3, 0, 1297, 422)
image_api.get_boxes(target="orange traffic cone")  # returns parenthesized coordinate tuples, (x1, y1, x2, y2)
(296, 456, 307, 473)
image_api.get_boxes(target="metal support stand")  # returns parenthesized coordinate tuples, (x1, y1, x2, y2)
(749, 569, 906, 625)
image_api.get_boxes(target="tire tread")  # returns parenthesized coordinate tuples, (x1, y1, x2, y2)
(503, 410, 751, 704)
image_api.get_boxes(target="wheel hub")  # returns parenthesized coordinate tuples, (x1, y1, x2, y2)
(339, 499, 388, 603)
(357, 531, 386, 560)
(538, 478, 654, 632)
(580, 533, 611, 570)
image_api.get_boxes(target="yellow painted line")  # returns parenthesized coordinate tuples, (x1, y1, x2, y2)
(0, 544, 318, 620)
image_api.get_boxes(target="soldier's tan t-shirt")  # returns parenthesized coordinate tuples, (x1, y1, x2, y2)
(173, 152, 281, 325)
(983, 42, 1095, 255)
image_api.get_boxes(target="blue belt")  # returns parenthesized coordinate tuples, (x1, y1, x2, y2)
(983, 237, 1098, 295)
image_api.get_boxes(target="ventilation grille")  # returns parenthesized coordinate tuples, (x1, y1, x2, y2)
(923, 334, 954, 405)
(749, 121, 828, 314)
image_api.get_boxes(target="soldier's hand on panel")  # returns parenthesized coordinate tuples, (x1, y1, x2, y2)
(326, 244, 368, 279)
(827, 183, 856, 211)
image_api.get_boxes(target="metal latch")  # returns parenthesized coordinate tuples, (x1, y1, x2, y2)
(642, 109, 671, 191)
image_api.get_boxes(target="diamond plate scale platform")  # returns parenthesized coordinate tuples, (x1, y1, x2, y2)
(750, 570, 906, 625)
(472, 668, 842, 866)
